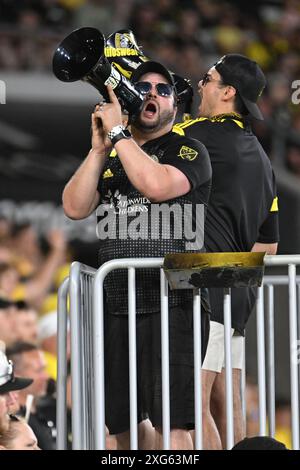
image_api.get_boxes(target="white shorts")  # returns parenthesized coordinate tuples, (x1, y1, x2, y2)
(202, 321, 244, 373)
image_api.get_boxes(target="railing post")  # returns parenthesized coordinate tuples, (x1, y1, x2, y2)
(56, 277, 69, 450)
(266, 284, 276, 438)
(288, 264, 300, 450)
(160, 268, 170, 450)
(82, 272, 96, 449)
(298, 283, 300, 414)
(241, 335, 246, 428)
(128, 267, 138, 450)
(193, 289, 202, 450)
(93, 268, 107, 450)
(256, 286, 267, 436)
(69, 262, 85, 449)
(224, 287, 234, 449)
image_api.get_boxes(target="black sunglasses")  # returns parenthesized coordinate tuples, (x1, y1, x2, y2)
(135, 81, 174, 97)
(201, 72, 211, 86)
(201, 72, 224, 87)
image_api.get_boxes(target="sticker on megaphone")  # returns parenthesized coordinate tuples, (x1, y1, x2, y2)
(104, 67, 121, 89)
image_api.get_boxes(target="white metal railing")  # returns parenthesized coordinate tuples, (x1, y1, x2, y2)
(91, 258, 203, 451)
(57, 254, 300, 450)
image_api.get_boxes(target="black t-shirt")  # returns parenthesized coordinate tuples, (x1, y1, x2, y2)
(37, 395, 72, 449)
(97, 131, 212, 315)
(173, 116, 279, 332)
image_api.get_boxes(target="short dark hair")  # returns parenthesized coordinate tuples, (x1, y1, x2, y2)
(232, 436, 288, 450)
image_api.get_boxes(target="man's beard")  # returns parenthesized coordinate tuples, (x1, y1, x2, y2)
(133, 108, 175, 133)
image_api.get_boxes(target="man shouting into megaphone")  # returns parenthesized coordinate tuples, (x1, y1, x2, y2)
(62, 60, 212, 450)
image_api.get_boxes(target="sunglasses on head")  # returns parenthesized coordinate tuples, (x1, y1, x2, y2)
(135, 81, 174, 97)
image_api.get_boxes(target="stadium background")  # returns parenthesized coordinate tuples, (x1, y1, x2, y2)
(0, 0, 299, 446)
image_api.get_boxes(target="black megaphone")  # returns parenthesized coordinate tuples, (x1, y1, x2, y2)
(52, 27, 143, 117)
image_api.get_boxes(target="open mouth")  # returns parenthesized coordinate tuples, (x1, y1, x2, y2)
(143, 101, 157, 117)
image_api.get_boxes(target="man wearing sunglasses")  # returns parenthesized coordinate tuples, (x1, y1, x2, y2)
(63, 60, 212, 449)
(174, 54, 279, 449)
(0, 349, 33, 435)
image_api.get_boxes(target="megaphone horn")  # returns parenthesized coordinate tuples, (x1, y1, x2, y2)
(52, 27, 143, 116)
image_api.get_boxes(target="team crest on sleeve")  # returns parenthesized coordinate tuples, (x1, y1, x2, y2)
(178, 145, 198, 161)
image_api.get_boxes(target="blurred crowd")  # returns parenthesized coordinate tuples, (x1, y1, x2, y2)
(0, 217, 71, 449)
(0, 0, 299, 176)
